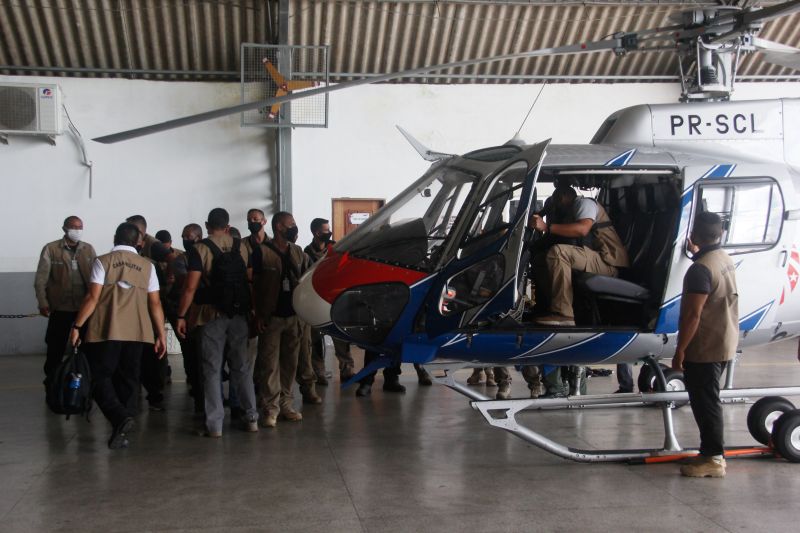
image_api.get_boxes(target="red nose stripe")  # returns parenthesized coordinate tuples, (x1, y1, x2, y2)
(312, 251, 427, 304)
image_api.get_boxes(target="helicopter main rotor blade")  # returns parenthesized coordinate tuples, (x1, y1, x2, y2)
(92, 37, 635, 144)
(738, 0, 800, 25)
(752, 36, 800, 52)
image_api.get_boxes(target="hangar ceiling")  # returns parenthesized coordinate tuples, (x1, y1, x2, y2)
(1, 0, 799, 83)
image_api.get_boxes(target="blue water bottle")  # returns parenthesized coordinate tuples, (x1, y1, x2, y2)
(67, 372, 82, 408)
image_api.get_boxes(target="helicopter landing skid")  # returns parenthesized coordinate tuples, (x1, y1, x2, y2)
(422, 363, 800, 463)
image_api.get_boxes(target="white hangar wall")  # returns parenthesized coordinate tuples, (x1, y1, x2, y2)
(2, 77, 800, 354)
(292, 82, 800, 243)
(0, 75, 274, 355)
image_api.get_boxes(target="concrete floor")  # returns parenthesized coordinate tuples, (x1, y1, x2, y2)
(2, 341, 800, 533)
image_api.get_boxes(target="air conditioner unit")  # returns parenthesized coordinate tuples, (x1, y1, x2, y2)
(0, 82, 63, 136)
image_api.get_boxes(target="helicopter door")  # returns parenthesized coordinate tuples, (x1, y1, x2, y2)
(655, 164, 795, 338)
(424, 141, 549, 338)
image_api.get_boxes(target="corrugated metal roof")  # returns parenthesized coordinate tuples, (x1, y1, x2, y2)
(1, 1, 799, 83)
(0, 0, 276, 80)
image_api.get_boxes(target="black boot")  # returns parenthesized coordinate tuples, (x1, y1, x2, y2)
(383, 379, 406, 393)
(356, 383, 372, 397)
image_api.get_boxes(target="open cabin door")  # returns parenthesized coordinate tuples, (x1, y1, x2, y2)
(421, 141, 550, 339)
(655, 164, 796, 343)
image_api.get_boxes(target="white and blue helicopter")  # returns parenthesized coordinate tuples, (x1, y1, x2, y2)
(95, 1, 800, 463)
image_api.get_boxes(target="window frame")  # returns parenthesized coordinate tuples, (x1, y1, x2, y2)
(689, 176, 785, 256)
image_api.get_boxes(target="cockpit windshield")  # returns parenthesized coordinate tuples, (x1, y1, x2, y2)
(335, 164, 480, 271)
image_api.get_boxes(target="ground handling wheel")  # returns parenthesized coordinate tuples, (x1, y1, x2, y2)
(658, 369, 688, 408)
(747, 396, 795, 446)
(771, 409, 800, 463)
(637, 363, 670, 393)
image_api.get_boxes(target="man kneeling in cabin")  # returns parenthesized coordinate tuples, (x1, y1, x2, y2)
(528, 184, 630, 327)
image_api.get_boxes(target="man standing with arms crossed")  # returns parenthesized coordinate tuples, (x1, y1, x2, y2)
(672, 212, 738, 478)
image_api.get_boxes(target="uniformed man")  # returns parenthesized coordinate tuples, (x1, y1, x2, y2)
(252, 211, 307, 427)
(245, 208, 269, 256)
(68, 222, 166, 449)
(176, 208, 259, 437)
(673, 212, 738, 478)
(125, 215, 169, 260)
(304, 217, 356, 383)
(528, 184, 629, 326)
(35, 216, 96, 389)
(290, 231, 322, 405)
(176, 223, 204, 413)
(126, 215, 174, 410)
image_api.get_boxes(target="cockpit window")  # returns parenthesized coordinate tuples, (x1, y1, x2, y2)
(459, 161, 529, 257)
(335, 165, 480, 271)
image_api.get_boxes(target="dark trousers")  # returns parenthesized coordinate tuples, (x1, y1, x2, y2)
(44, 311, 77, 384)
(617, 363, 634, 392)
(359, 350, 401, 385)
(140, 347, 166, 404)
(684, 361, 725, 457)
(183, 328, 205, 411)
(86, 341, 145, 428)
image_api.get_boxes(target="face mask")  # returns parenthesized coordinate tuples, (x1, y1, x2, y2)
(320, 232, 332, 243)
(183, 239, 196, 251)
(285, 226, 299, 242)
(66, 229, 82, 243)
(248, 221, 263, 235)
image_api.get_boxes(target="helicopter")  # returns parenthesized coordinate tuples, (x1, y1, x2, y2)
(93, 1, 800, 463)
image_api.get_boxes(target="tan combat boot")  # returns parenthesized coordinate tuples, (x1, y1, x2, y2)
(485, 368, 497, 387)
(680, 455, 726, 478)
(467, 368, 484, 386)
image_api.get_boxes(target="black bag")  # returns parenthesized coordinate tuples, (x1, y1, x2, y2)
(46, 347, 93, 420)
(200, 238, 251, 317)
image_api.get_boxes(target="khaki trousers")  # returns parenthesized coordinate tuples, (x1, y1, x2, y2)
(295, 320, 317, 393)
(545, 244, 617, 318)
(256, 315, 301, 417)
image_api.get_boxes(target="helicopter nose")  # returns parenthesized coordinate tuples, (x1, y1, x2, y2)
(293, 264, 332, 328)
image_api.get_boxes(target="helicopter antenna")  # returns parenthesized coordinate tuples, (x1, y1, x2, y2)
(515, 82, 548, 138)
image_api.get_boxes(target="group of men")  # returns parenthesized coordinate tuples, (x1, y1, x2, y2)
(35, 209, 368, 448)
(36, 189, 738, 478)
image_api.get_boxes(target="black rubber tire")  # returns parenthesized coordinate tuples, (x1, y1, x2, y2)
(747, 396, 795, 446)
(637, 363, 670, 393)
(654, 368, 688, 408)
(771, 408, 800, 463)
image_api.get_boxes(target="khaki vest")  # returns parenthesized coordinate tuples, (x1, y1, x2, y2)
(684, 248, 739, 363)
(253, 240, 306, 320)
(592, 202, 630, 268)
(141, 233, 158, 259)
(35, 239, 96, 311)
(85, 250, 155, 343)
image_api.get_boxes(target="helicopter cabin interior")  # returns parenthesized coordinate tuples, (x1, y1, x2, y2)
(521, 168, 683, 331)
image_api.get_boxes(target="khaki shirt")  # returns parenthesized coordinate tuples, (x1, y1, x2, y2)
(187, 234, 251, 328)
(683, 246, 739, 363)
(34, 238, 96, 312)
(304, 241, 329, 264)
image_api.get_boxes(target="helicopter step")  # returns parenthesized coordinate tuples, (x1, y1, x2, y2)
(424, 363, 800, 463)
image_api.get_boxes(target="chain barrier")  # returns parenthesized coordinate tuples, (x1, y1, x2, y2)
(0, 313, 41, 319)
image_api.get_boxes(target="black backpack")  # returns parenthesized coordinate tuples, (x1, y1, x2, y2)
(46, 347, 93, 420)
(200, 238, 251, 317)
